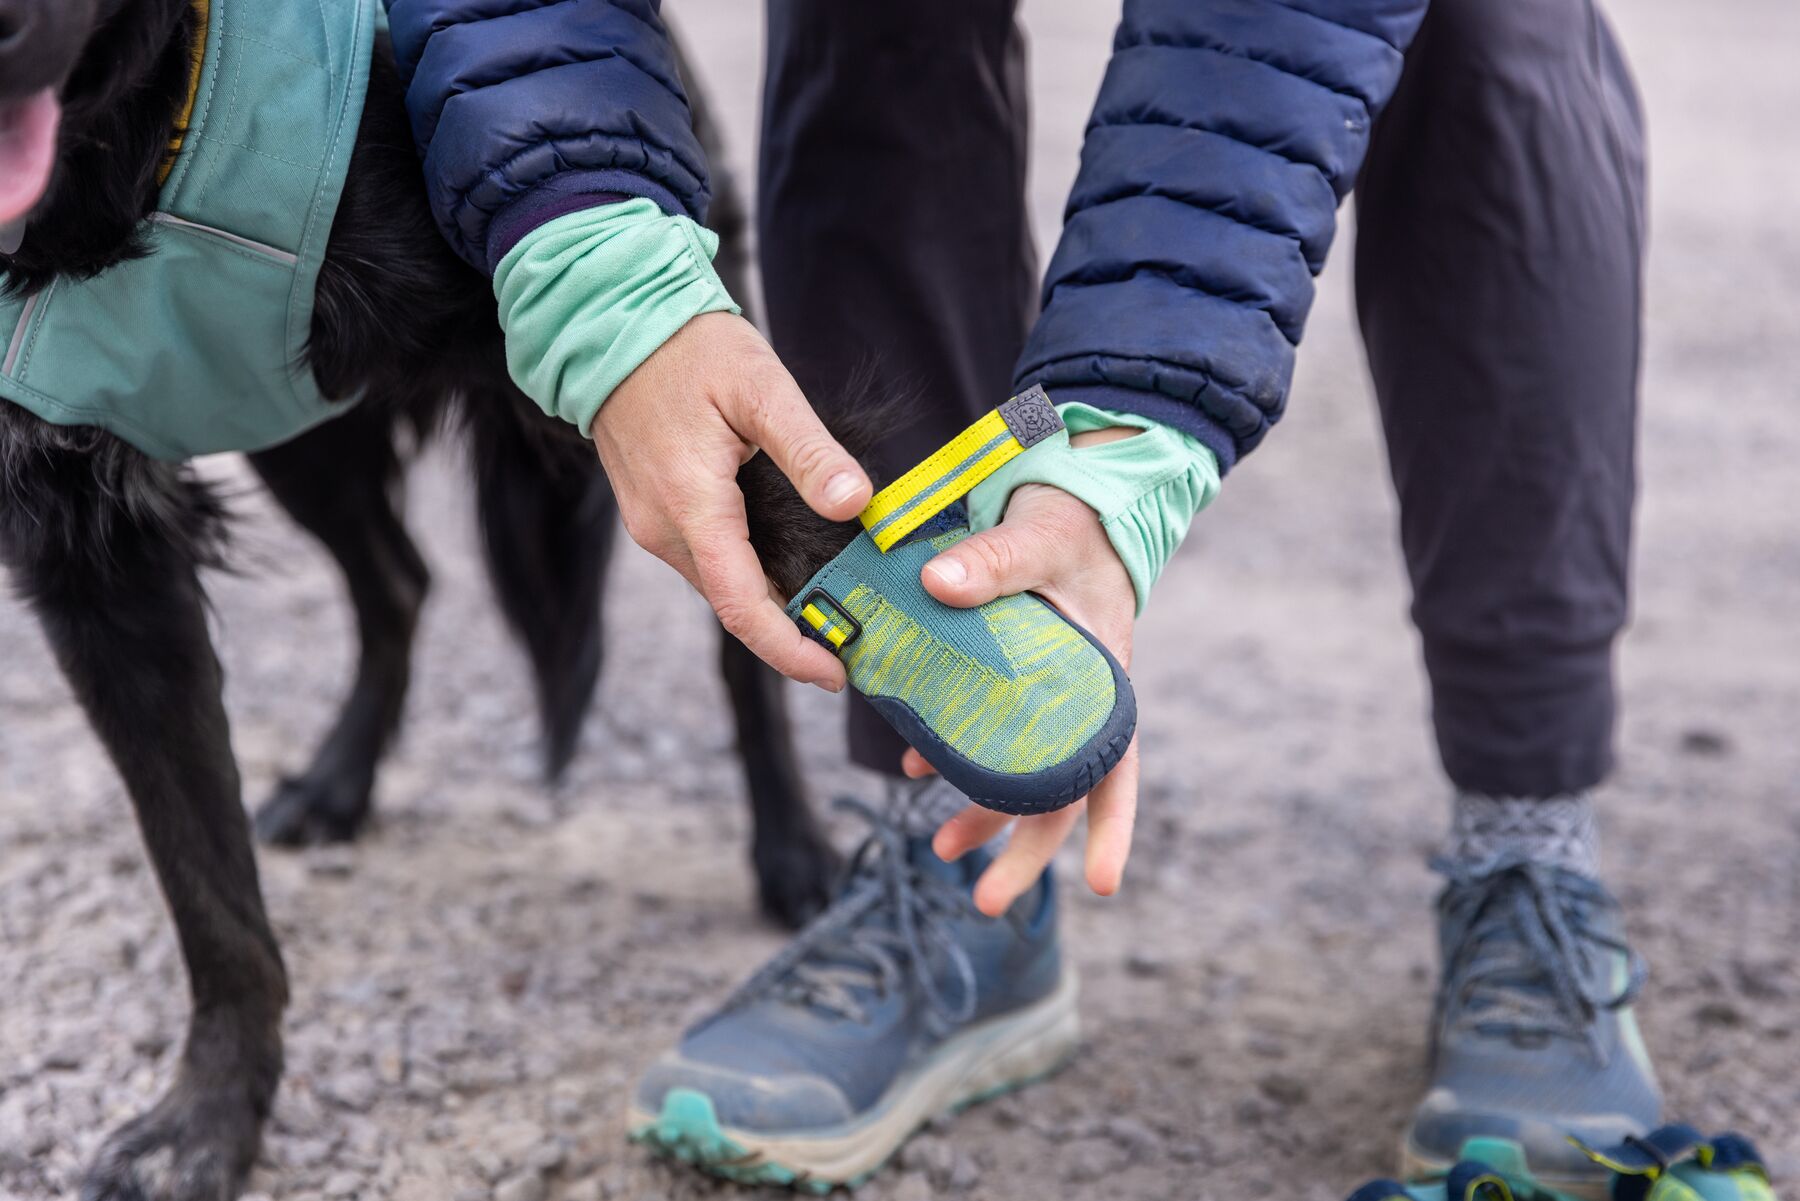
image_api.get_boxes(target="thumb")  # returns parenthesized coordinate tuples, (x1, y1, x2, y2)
(729, 360, 871, 523)
(922, 521, 1050, 608)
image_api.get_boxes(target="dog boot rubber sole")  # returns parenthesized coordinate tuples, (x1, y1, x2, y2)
(785, 386, 1136, 817)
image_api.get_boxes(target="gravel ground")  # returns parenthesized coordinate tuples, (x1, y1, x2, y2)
(2, 2, 1797, 1199)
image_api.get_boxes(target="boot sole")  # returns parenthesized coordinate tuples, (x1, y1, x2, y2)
(629, 967, 1080, 1192)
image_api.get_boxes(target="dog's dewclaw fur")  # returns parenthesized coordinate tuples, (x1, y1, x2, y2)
(0, 4, 839, 1197)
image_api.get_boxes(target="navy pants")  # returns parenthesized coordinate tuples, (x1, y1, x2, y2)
(757, 0, 1646, 800)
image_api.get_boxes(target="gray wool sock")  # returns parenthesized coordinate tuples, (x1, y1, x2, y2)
(1445, 791, 1599, 877)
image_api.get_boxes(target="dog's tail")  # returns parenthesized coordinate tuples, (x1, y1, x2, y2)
(468, 403, 613, 781)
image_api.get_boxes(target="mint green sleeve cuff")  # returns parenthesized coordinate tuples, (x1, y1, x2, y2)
(966, 401, 1221, 616)
(492, 197, 742, 436)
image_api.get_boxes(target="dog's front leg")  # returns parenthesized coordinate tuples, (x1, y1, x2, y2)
(0, 435, 286, 1201)
(717, 632, 841, 927)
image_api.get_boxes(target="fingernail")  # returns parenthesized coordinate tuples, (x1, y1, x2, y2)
(823, 471, 863, 509)
(926, 557, 967, 587)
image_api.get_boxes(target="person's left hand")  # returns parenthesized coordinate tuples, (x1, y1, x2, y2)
(913, 435, 1141, 918)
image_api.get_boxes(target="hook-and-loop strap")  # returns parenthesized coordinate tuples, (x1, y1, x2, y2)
(858, 385, 1063, 553)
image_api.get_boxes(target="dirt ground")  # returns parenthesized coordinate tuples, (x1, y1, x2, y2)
(2, 2, 1796, 1199)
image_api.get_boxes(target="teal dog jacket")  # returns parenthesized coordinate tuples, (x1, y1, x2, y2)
(0, 0, 378, 459)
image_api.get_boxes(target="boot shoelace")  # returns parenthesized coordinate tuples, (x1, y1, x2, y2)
(1433, 852, 1647, 1060)
(722, 796, 984, 1029)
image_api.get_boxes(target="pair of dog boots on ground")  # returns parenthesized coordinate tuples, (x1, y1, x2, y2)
(1350, 1127, 1777, 1201)
(784, 386, 1136, 815)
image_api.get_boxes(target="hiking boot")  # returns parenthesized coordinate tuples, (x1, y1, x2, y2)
(629, 794, 1078, 1192)
(1401, 855, 1661, 1200)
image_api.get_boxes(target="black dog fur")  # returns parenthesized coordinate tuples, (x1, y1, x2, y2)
(0, 4, 868, 1197)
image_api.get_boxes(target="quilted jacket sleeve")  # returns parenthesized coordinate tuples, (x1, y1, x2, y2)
(1015, 0, 1430, 472)
(387, 0, 707, 272)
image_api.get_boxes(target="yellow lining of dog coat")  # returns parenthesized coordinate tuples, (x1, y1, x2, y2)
(159, 0, 212, 186)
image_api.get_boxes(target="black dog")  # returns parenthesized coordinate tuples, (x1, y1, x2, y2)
(0, 3, 866, 1197)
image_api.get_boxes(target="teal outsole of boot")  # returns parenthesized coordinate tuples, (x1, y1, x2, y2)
(629, 1058, 1077, 1194)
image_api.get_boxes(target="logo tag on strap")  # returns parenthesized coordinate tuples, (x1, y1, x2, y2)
(858, 385, 1063, 553)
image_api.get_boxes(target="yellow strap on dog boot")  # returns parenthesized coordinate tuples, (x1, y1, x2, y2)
(858, 384, 1064, 552)
(786, 386, 1133, 817)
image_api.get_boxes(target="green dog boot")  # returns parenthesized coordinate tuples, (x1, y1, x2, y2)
(1349, 1129, 1778, 1201)
(1351, 1137, 1591, 1201)
(1573, 1126, 1778, 1201)
(785, 387, 1136, 816)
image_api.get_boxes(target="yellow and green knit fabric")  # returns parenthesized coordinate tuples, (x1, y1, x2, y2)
(788, 518, 1116, 777)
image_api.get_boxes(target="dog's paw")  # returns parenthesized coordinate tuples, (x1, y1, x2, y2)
(253, 771, 372, 846)
(753, 829, 842, 930)
(81, 1083, 261, 1201)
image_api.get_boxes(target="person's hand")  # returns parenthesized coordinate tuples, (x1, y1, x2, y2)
(913, 432, 1141, 917)
(592, 312, 872, 689)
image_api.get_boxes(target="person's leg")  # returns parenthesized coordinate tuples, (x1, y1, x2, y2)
(629, 11, 1071, 1187)
(1356, 0, 1645, 800)
(757, 0, 1038, 777)
(1355, 0, 1655, 1189)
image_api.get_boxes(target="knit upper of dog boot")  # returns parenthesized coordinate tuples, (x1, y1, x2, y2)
(785, 387, 1136, 817)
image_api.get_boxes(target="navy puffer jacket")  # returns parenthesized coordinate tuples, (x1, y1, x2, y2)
(390, 0, 1428, 470)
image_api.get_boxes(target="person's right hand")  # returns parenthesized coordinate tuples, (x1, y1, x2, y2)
(591, 311, 872, 690)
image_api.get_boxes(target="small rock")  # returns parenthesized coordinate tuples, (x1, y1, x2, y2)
(548, 1091, 584, 1126)
(596, 1163, 636, 1199)
(562, 1180, 602, 1201)
(889, 1172, 934, 1201)
(526, 1137, 567, 1174)
(1064, 1138, 1123, 1184)
(405, 1068, 445, 1102)
(1235, 1095, 1278, 1125)
(39, 1044, 84, 1073)
(280, 1138, 339, 1170)
(323, 1070, 380, 1113)
(1678, 728, 1732, 757)
(1125, 949, 1170, 978)
(1102, 1115, 1160, 1155)
(502, 799, 556, 829)
(306, 846, 357, 878)
(899, 1135, 953, 1181)
(900, 1135, 980, 1191)
(469, 1149, 508, 1183)
(376, 1046, 406, 1085)
(1258, 1071, 1309, 1107)
(1246, 1031, 1289, 1059)
(1695, 1000, 1744, 1028)
(1733, 959, 1789, 1000)
(493, 1171, 547, 1201)
(485, 1118, 551, 1165)
(323, 1172, 363, 1199)
(946, 1150, 982, 1191)
(986, 1094, 1027, 1130)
